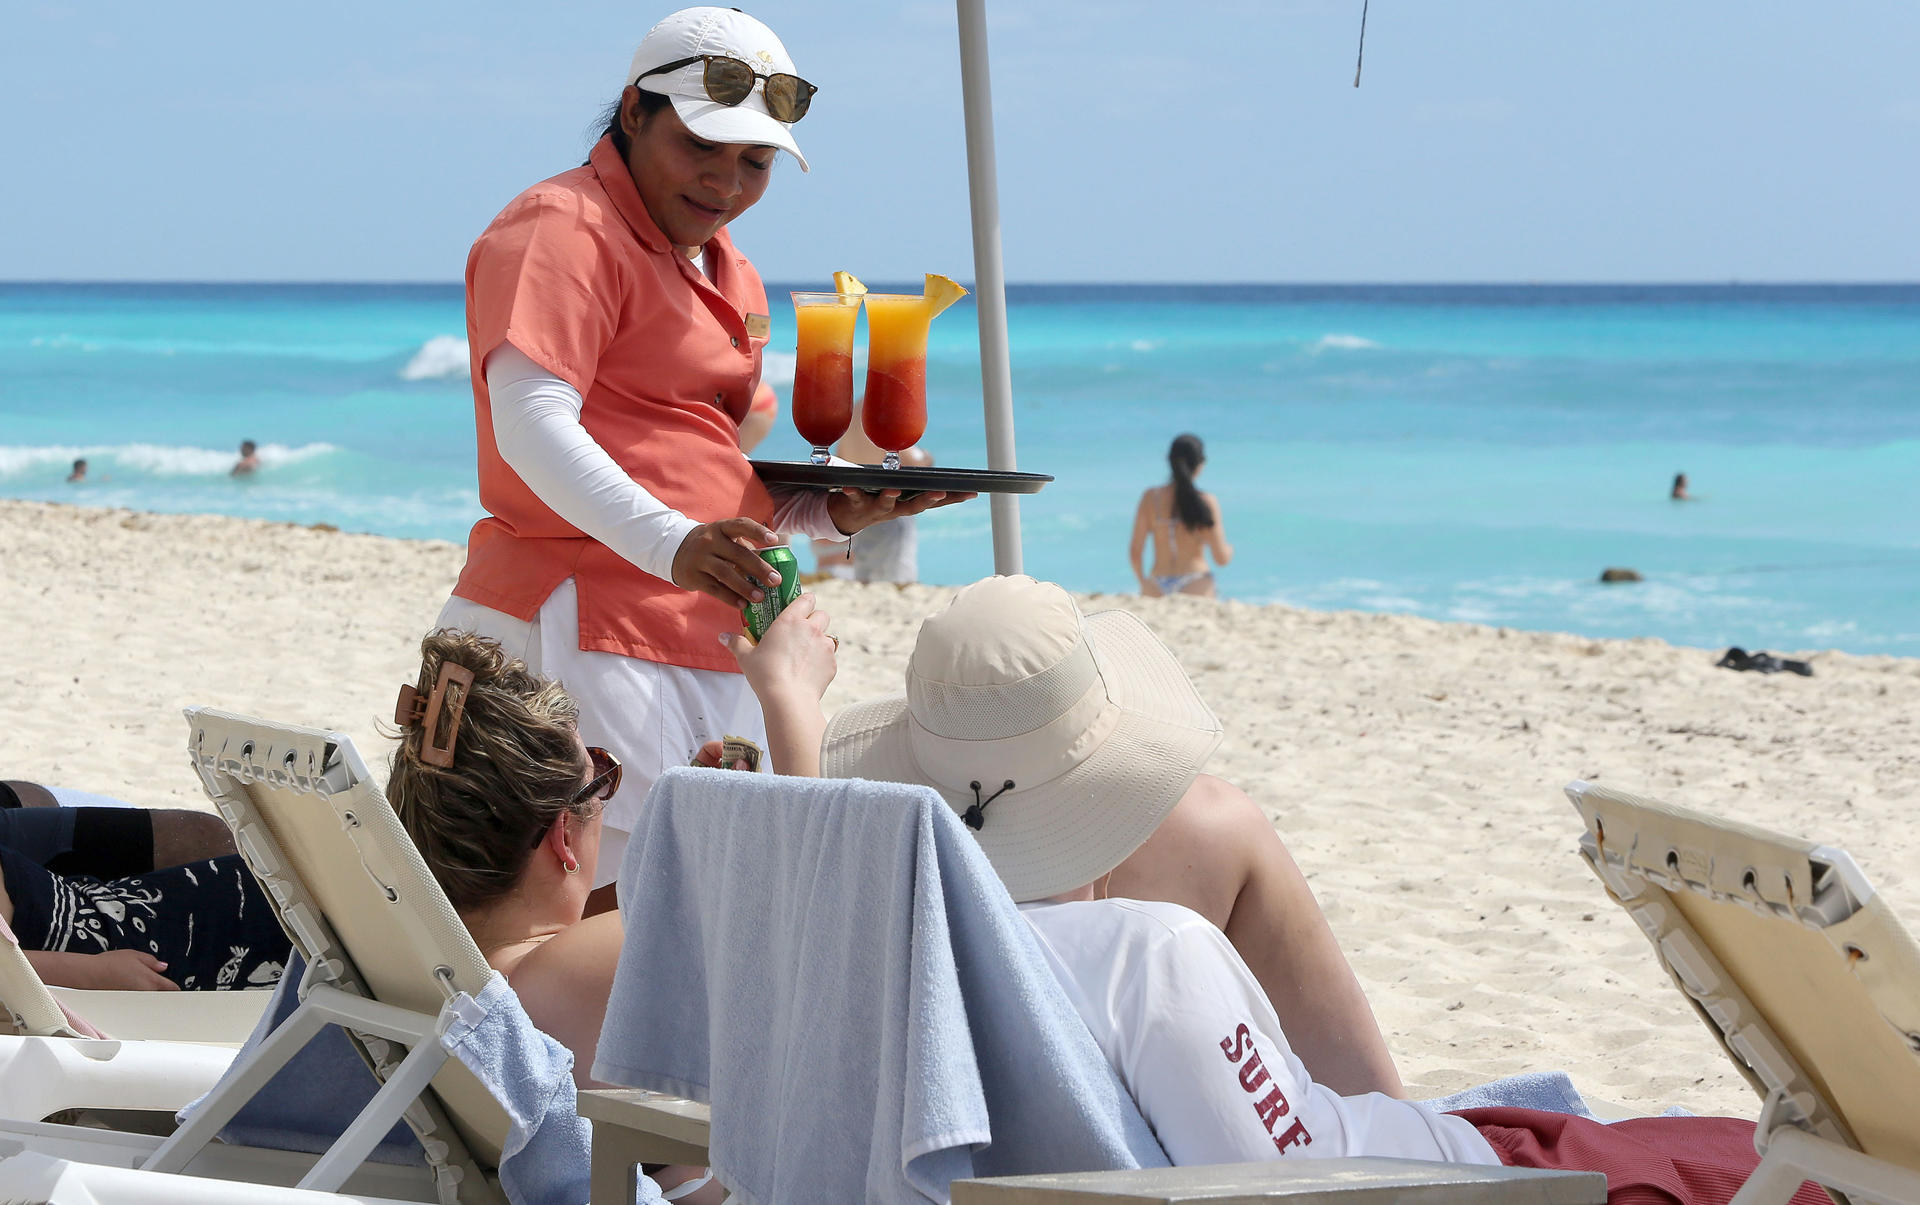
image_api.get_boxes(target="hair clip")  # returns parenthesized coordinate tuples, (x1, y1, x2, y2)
(394, 662, 476, 768)
(394, 685, 427, 728)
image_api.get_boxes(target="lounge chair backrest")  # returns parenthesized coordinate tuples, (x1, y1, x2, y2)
(1568, 780, 1920, 1172)
(0, 915, 77, 1038)
(184, 708, 508, 1171)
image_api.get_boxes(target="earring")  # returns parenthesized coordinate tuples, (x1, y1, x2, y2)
(563, 858, 580, 876)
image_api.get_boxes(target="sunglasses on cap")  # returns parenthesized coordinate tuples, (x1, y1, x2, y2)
(637, 54, 816, 124)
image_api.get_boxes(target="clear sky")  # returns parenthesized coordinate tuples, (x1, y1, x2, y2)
(7, 1, 1917, 283)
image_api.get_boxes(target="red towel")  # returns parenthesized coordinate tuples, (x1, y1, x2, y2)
(1455, 1107, 1829, 1205)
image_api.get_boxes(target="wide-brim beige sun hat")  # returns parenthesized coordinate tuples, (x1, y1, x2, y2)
(820, 575, 1223, 902)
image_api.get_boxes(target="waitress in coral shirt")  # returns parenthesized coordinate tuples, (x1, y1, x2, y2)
(436, 8, 962, 907)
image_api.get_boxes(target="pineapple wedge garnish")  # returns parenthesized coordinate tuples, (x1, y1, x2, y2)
(832, 270, 868, 296)
(923, 273, 968, 317)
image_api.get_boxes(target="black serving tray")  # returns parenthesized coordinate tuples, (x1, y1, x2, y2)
(750, 460, 1052, 496)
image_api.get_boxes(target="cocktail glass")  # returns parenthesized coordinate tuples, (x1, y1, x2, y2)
(860, 294, 938, 470)
(790, 291, 862, 465)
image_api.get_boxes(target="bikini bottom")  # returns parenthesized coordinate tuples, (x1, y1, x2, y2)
(1153, 570, 1214, 594)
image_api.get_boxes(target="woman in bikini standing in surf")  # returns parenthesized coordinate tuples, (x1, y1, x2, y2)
(1130, 433, 1233, 598)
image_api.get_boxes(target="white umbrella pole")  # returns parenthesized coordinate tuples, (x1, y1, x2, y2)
(955, 0, 1023, 576)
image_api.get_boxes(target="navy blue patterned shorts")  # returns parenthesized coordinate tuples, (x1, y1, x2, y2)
(2, 845, 290, 990)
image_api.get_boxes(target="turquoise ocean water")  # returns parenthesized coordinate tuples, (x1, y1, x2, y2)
(3, 283, 1916, 656)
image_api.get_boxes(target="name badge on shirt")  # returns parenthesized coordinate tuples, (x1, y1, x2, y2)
(745, 314, 770, 339)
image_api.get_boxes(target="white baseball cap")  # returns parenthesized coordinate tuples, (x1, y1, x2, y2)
(625, 8, 810, 173)
(821, 576, 1224, 902)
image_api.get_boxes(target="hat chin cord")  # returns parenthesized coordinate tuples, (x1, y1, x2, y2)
(961, 779, 1015, 831)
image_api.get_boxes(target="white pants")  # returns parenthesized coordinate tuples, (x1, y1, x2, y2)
(434, 579, 766, 889)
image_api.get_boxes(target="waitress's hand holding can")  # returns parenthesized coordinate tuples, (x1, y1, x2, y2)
(740, 544, 803, 641)
(672, 518, 785, 608)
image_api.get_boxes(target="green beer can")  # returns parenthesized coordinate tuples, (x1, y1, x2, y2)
(741, 544, 802, 641)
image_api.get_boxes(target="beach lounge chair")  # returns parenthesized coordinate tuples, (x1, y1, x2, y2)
(1568, 780, 1920, 1205)
(0, 910, 243, 1125)
(1, 814, 277, 1052)
(0, 709, 605, 1204)
(580, 766, 1607, 1205)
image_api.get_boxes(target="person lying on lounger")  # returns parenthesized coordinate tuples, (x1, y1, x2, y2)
(386, 592, 1825, 1204)
(0, 786, 286, 991)
(384, 630, 719, 1203)
(733, 574, 1831, 1205)
(385, 609, 1403, 1103)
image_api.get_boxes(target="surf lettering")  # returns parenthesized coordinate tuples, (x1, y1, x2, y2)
(1220, 1022, 1314, 1154)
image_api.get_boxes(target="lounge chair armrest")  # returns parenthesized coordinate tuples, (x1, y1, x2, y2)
(950, 1158, 1608, 1204)
(579, 1089, 712, 1205)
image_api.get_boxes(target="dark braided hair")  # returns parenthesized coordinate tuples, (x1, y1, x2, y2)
(1168, 433, 1213, 531)
(387, 630, 591, 913)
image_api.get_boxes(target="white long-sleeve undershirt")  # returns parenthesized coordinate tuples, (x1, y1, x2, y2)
(485, 342, 845, 585)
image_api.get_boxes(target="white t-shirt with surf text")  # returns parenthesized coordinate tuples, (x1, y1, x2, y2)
(1020, 898, 1500, 1169)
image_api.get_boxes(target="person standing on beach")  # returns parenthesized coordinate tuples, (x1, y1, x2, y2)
(433, 8, 965, 909)
(1130, 433, 1232, 597)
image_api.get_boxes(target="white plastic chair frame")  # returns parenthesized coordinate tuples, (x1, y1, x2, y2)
(1569, 780, 1920, 1205)
(2, 815, 257, 1128)
(170, 709, 496, 1204)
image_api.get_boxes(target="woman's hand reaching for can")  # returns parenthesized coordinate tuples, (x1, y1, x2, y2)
(719, 593, 836, 777)
(672, 517, 784, 607)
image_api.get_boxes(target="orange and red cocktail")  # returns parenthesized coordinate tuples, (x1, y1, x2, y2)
(790, 274, 965, 469)
(790, 291, 862, 464)
(860, 293, 933, 468)
(859, 275, 968, 469)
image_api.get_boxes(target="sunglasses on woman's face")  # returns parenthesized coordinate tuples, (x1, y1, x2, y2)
(572, 746, 623, 807)
(637, 54, 816, 124)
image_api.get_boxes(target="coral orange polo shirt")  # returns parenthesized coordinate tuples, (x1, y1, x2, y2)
(452, 134, 776, 673)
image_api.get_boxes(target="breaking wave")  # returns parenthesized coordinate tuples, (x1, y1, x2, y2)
(0, 442, 339, 478)
(1309, 333, 1382, 352)
(400, 335, 471, 381)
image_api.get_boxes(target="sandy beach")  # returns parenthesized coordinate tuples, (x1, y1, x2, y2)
(5, 496, 1916, 1118)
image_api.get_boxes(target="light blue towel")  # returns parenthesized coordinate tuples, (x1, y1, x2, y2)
(186, 953, 422, 1164)
(1423, 1071, 1598, 1118)
(593, 767, 1169, 1205)
(183, 955, 662, 1203)
(441, 974, 666, 1205)
(41, 786, 138, 808)
(1423, 1071, 1693, 1121)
